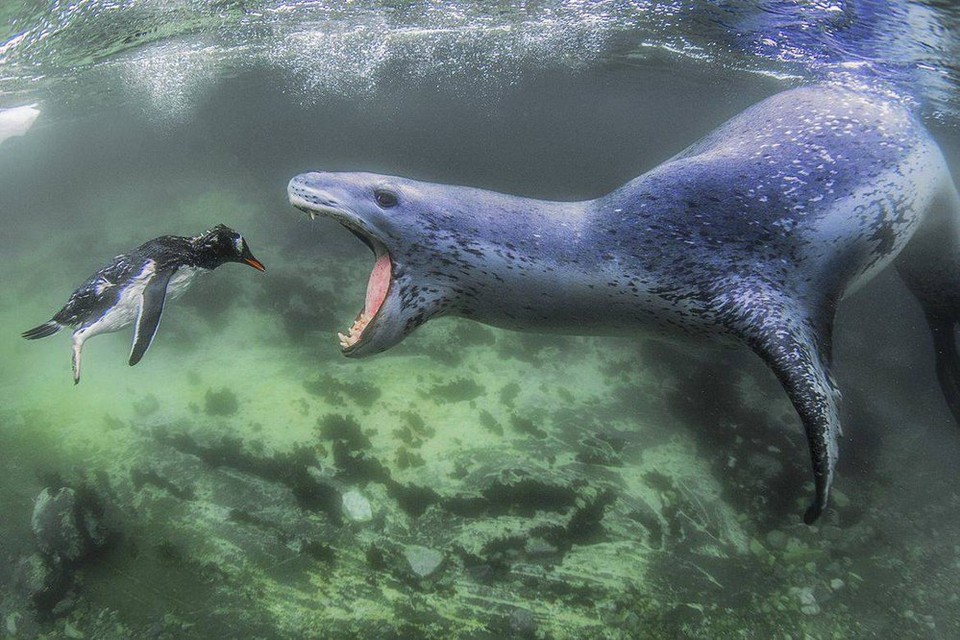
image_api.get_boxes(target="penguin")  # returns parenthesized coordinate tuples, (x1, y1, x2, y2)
(22, 224, 266, 383)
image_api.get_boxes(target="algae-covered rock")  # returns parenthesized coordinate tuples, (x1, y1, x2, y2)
(32, 488, 85, 562)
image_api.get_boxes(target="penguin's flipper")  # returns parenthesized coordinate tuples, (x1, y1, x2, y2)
(130, 269, 174, 366)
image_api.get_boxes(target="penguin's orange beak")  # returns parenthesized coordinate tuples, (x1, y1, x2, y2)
(244, 257, 266, 271)
(240, 244, 266, 271)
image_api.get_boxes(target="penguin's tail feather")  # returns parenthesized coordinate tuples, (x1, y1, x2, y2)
(22, 320, 62, 340)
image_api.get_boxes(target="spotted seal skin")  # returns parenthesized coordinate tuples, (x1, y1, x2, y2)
(288, 86, 960, 524)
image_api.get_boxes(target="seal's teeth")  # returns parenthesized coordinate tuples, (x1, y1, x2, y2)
(338, 312, 375, 350)
(308, 211, 317, 221)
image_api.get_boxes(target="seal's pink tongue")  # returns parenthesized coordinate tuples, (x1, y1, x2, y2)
(364, 253, 391, 317)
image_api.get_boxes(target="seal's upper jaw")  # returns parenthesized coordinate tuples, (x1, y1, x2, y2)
(287, 173, 396, 357)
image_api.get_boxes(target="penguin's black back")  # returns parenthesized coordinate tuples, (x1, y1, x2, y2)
(53, 235, 198, 328)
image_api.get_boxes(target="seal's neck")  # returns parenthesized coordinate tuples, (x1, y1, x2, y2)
(432, 193, 651, 331)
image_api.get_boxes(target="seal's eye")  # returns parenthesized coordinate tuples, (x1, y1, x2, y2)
(374, 189, 398, 209)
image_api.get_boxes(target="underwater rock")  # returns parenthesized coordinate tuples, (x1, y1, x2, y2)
(792, 586, 820, 615)
(12, 482, 116, 621)
(404, 545, 445, 578)
(342, 489, 374, 523)
(31, 488, 85, 563)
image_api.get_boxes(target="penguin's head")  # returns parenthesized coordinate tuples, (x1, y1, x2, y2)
(195, 224, 266, 271)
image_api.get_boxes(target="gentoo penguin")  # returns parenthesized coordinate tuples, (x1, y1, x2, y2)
(22, 224, 265, 383)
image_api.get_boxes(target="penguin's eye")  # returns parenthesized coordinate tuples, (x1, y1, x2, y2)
(374, 189, 398, 209)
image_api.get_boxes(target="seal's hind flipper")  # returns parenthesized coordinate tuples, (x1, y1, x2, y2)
(726, 288, 842, 524)
(751, 325, 842, 524)
(130, 269, 174, 366)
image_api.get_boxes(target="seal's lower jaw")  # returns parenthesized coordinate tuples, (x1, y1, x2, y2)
(289, 198, 394, 357)
(338, 248, 392, 356)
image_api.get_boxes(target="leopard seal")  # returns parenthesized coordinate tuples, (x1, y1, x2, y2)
(288, 85, 960, 524)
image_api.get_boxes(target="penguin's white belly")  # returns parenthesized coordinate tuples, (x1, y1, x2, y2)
(166, 266, 204, 301)
(82, 262, 158, 338)
(80, 264, 203, 339)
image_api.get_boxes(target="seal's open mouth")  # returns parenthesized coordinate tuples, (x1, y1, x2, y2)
(342, 248, 390, 350)
(291, 200, 392, 354)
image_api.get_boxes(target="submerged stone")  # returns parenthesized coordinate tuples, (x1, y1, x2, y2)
(792, 586, 820, 616)
(403, 545, 444, 578)
(342, 489, 373, 523)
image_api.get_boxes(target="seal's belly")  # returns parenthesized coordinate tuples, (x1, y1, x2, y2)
(462, 270, 729, 339)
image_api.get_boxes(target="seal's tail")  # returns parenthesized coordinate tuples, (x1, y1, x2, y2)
(22, 320, 62, 340)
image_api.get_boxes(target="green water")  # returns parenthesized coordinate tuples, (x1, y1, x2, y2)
(2, 2, 960, 639)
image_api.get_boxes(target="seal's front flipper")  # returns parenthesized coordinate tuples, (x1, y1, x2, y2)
(925, 313, 960, 425)
(897, 182, 960, 427)
(130, 269, 174, 366)
(729, 291, 842, 524)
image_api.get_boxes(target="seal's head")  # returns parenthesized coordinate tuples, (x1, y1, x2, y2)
(288, 171, 464, 357)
